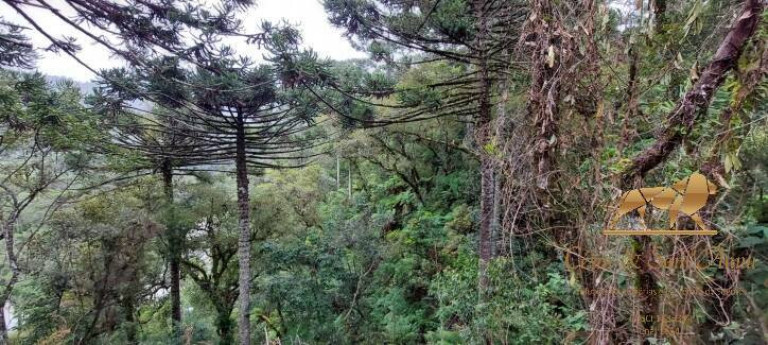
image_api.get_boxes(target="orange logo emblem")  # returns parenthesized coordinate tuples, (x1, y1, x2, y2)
(604, 173, 718, 236)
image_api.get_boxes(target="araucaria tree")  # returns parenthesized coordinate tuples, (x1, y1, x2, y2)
(90, 32, 325, 342)
(324, 0, 526, 290)
(5, 0, 268, 340)
(188, 59, 319, 345)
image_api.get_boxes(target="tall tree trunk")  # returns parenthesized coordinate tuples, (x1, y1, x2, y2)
(0, 216, 19, 345)
(0, 304, 6, 345)
(235, 121, 252, 345)
(491, 172, 501, 258)
(162, 157, 174, 200)
(169, 253, 182, 335)
(162, 160, 182, 342)
(472, 0, 493, 292)
(529, 0, 562, 196)
(347, 160, 352, 198)
(651, 0, 667, 34)
(492, 49, 510, 258)
(336, 152, 341, 189)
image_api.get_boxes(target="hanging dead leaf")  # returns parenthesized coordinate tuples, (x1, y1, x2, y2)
(547, 45, 556, 68)
(690, 60, 699, 81)
(595, 101, 605, 119)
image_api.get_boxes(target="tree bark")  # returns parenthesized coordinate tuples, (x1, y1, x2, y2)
(492, 48, 510, 258)
(651, 0, 667, 34)
(336, 152, 341, 190)
(491, 172, 501, 258)
(0, 304, 6, 345)
(235, 120, 252, 345)
(529, 0, 562, 194)
(162, 160, 182, 341)
(348, 159, 352, 198)
(472, 0, 493, 292)
(162, 159, 174, 202)
(0, 216, 19, 345)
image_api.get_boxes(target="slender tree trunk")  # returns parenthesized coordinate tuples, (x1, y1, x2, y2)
(473, 0, 493, 292)
(169, 258, 181, 333)
(347, 160, 352, 198)
(0, 304, 6, 345)
(492, 54, 509, 258)
(162, 160, 182, 341)
(491, 172, 501, 258)
(529, 0, 562, 194)
(0, 216, 19, 345)
(336, 152, 341, 189)
(235, 121, 252, 345)
(651, 0, 666, 34)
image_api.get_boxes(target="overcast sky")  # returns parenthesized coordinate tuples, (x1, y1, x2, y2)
(1, 0, 365, 82)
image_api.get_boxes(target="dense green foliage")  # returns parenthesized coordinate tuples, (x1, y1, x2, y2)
(2, 0, 768, 344)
